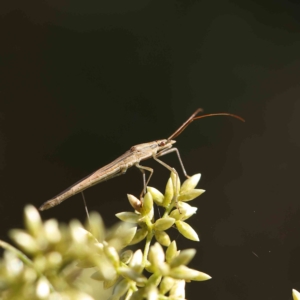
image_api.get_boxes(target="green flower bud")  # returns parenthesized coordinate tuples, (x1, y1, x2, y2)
(158, 262, 170, 276)
(78, 227, 96, 243)
(24, 205, 42, 237)
(148, 243, 165, 268)
(145, 285, 158, 300)
(112, 225, 137, 249)
(104, 245, 120, 268)
(155, 231, 171, 247)
(147, 187, 164, 205)
(169, 279, 185, 298)
(36, 277, 50, 299)
(45, 251, 62, 268)
(175, 221, 199, 241)
(154, 217, 175, 231)
(92, 257, 117, 281)
(111, 278, 130, 298)
(192, 270, 212, 281)
(180, 174, 201, 193)
(169, 208, 181, 220)
(163, 177, 174, 207)
(118, 267, 147, 284)
(145, 259, 155, 274)
(170, 249, 196, 268)
(43, 219, 61, 244)
(159, 276, 175, 295)
(129, 290, 144, 300)
(115, 212, 141, 223)
(85, 212, 105, 242)
(70, 220, 87, 244)
(127, 194, 142, 211)
(166, 241, 177, 263)
(9, 230, 39, 254)
(171, 171, 181, 195)
(129, 227, 148, 245)
(129, 249, 143, 273)
(103, 276, 119, 289)
(91, 270, 106, 281)
(149, 274, 162, 288)
(293, 289, 300, 300)
(141, 192, 153, 216)
(147, 206, 154, 221)
(178, 202, 198, 221)
(178, 189, 205, 202)
(170, 202, 198, 221)
(169, 265, 210, 281)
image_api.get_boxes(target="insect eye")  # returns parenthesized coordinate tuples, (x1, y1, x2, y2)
(158, 141, 165, 146)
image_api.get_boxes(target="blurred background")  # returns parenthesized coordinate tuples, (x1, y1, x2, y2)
(1, 0, 300, 299)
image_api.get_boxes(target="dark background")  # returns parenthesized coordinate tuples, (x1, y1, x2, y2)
(1, 0, 300, 299)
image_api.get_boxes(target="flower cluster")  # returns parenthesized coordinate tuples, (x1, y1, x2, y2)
(0, 205, 137, 300)
(0, 172, 210, 300)
(112, 172, 209, 299)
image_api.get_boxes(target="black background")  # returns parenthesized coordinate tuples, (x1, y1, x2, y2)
(1, 0, 300, 299)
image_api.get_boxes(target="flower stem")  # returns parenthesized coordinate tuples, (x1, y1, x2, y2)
(142, 231, 154, 267)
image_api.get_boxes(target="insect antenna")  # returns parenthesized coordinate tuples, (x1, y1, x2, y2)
(167, 108, 245, 141)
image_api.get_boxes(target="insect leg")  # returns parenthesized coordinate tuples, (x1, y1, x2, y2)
(135, 163, 153, 199)
(156, 147, 190, 178)
(81, 192, 90, 222)
(152, 155, 180, 210)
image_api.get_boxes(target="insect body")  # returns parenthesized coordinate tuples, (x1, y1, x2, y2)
(39, 109, 244, 211)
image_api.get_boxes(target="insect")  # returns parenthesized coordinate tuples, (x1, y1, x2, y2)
(39, 108, 244, 211)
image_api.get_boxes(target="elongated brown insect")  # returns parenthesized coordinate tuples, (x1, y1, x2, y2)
(39, 108, 244, 211)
